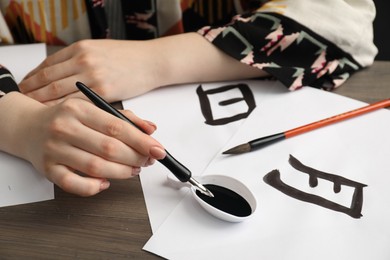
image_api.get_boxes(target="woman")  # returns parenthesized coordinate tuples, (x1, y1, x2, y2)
(0, 0, 377, 196)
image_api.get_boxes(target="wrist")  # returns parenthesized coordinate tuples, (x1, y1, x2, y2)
(147, 33, 203, 87)
(137, 39, 175, 91)
(0, 92, 45, 160)
(111, 39, 169, 98)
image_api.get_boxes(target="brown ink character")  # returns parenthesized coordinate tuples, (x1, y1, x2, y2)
(264, 154, 367, 218)
(196, 83, 256, 126)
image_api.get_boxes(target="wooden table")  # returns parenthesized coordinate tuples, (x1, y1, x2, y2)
(0, 61, 389, 259)
(333, 61, 390, 104)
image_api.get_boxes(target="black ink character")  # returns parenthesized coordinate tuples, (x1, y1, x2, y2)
(263, 155, 367, 218)
(196, 83, 256, 125)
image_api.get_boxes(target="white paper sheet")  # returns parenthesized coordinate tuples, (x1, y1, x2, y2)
(0, 43, 46, 83)
(123, 80, 287, 231)
(0, 152, 54, 207)
(0, 44, 54, 207)
(142, 85, 390, 259)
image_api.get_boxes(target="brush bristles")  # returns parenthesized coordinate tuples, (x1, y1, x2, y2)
(222, 143, 251, 154)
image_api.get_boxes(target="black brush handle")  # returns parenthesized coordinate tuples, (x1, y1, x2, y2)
(249, 132, 286, 151)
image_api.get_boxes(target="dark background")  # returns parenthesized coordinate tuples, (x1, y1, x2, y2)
(373, 0, 389, 60)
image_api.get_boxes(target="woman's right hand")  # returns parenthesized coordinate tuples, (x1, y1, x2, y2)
(0, 92, 166, 196)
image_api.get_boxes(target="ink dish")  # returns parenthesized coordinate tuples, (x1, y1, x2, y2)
(191, 175, 257, 222)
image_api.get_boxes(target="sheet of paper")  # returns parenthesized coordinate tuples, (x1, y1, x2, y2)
(0, 152, 54, 207)
(122, 80, 287, 232)
(143, 86, 390, 259)
(0, 43, 54, 207)
(0, 43, 46, 83)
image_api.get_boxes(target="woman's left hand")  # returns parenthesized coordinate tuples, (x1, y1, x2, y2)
(19, 39, 161, 106)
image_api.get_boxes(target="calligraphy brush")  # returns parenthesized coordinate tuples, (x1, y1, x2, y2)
(75, 81, 214, 197)
(223, 98, 390, 155)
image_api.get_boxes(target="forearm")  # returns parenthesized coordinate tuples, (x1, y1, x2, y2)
(149, 32, 267, 88)
(19, 33, 268, 104)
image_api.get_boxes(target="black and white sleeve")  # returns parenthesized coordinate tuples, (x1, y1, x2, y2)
(0, 65, 19, 98)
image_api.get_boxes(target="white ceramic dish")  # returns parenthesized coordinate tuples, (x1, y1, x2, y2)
(190, 174, 257, 222)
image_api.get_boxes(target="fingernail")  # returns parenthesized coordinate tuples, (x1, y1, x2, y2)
(144, 120, 157, 130)
(150, 146, 166, 160)
(144, 157, 156, 166)
(100, 180, 110, 191)
(148, 158, 156, 166)
(133, 167, 141, 176)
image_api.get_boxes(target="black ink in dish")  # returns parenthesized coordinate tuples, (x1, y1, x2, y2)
(196, 184, 252, 217)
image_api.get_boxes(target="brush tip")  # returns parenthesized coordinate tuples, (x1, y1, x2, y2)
(222, 143, 251, 155)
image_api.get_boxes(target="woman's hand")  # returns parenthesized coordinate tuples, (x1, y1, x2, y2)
(19, 39, 163, 105)
(0, 92, 166, 196)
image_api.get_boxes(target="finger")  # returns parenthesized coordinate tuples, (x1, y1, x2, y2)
(121, 110, 157, 135)
(43, 87, 95, 106)
(76, 101, 165, 158)
(48, 99, 164, 163)
(26, 82, 78, 103)
(24, 78, 81, 103)
(45, 137, 143, 179)
(46, 95, 159, 134)
(69, 131, 151, 171)
(45, 105, 152, 169)
(46, 101, 161, 164)
(20, 59, 78, 94)
(24, 45, 76, 80)
(43, 91, 86, 106)
(47, 164, 110, 197)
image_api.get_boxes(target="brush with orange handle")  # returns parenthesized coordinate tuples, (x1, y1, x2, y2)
(223, 98, 390, 155)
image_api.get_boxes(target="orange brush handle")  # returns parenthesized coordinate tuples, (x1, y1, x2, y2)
(285, 98, 390, 138)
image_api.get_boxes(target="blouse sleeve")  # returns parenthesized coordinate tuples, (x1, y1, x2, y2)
(198, 0, 377, 91)
(0, 65, 19, 98)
